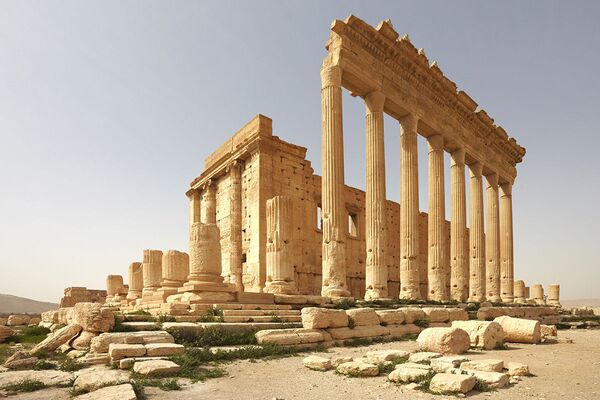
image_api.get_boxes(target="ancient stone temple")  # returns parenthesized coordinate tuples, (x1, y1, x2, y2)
(182, 16, 525, 303)
(89, 16, 540, 309)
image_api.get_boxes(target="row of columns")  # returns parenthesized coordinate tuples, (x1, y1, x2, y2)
(321, 65, 515, 302)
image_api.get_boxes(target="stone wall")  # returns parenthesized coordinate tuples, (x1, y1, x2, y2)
(193, 115, 464, 298)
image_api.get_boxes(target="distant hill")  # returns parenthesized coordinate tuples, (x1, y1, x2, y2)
(0, 293, 58, 314)
(561, 299, 600, 308)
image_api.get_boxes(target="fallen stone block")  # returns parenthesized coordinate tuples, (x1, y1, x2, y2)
(145, 343, 185, 357)
(397, 362, 432, 370)
(119, 356, 168, 369)
(133, 359, 180, 376)
(430, 355, 470, 372)
(506, 361, 530, 376)
(73, 365, 130, 392)
(494, 316, 541, 344)
(3, 351, 39, 370)
(365, 349, 409, 363)
(108, 343, 146, 360)
(346, 308, 380, 326)
(255, 328, 330, 345)
(303, 355, 332, 371)
(71, 330, 98, 350)
(301, 307, 348, 329)
(79, 352, 111, 365)
(0, 370, 74, 389)
(447, 308, 469, 322)
(541, 324, 558, 337)
(74, 383, 137, 400)
(387, 365, 430, 383)
(429, 373, 476, 394)
(336, 361, 379, 377)
(331, 356, 353, 367)
(451, 320, 504, 350)
(408, 352, 442, 364)
(459, 369, 510, 388)
(72, 303, 115, 333)
(461, 359, 504, 372)
(403, 308, 425, 324)
(327, 325, 389, 340)
(90, 330, 175, 353)
(30, 323, 82, 355)
(416, 327, 470, 354)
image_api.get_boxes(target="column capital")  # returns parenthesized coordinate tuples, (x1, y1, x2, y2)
(500, 181, 512, 196)
(202, 179, 215, 191)
(485, 172, 499, 188)
(399, 113, 418, 133)
(450, 148, 465, 166)
(320, 65, 342, 89)
(427, 134, 444, 151)
(468, 161, 484, 176)
(186, 188, 200, 200)
(364, 91, 385, 113)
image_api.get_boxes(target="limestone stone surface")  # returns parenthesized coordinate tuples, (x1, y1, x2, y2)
(71, 330, 98, 350)
(3, 351, 38, 370)
(303, 355, 332, 371)
(461, 359, 504, 372)
(0, 326, 13, 343)
(494, 316, 541, 344)
(423, 308, 449, 323)
(459, 369, 510, 388)
(90, 331, 175, 353)
(506, 361, 530, 376)
(387, 324, 421, 337)
(430, 373, 476, 394)
(74, 383, 137, 400)
(145, 343, 185, 357)
(327, 325, 389, 340)
(126, 262, 143, 301)
(73, 365, 130, 392)
(133, 359, 180, 376)
(416, 327, 470, 354)
(331, 356, 353, 367)
(451, 320, 504, 350)
(108, 343, 146, 360)
(403, 308, 425, 324)
(0, 370, 74, 389)
(255, 328, 330, 345)
(468, 162, 486, 302)
(336, 361, 379, 377)
(142, 249, 163, 294)
(387, 365, 430, 383)
(161, 250, 189, 290)
(408, 352, 442, 363)
(346, 308, 380, 326)
(375, 310, 404, 325)
(30, 323, 82, 355)
(365, 349, 409, 363)
(265, 196, 298, 295)
(301, 307, 348, 329)
(430, 355, 470, 372)
(71, 302, 115, 333)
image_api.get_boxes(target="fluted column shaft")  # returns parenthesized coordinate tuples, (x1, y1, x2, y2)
(364, 91, 387, 300)
(450, 149, 468, 302)
(320, 65, 350, 298)
(126, 262, 143, 300)
(229, 161, 244, 292)
(485, 173, 501, 302)
(265, 196, 298, 294)
(201, 181, 217, 224)
(161, 250, 189, 288)
(499, 182, 514, 302)
(468, 162, 486, 302)
(427, 134, 448, 301)
(189, 190, 201, 226)
(399, 114, 421, 300)
(142, 249, 163, 293)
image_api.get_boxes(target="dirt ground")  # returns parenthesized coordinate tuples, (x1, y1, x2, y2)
(9, 329, 600, 400)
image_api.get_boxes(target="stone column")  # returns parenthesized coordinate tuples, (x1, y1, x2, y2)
(468, 162, 486, 302)
(499, 182, 514, 303)
(548, 284, 561, 306)
(106, 275, 124, 298)
(427, 134, 449, 301)
(320, 65, 350, 298)
(399, 114, 421, 300)
(450, 148, 468, 302)
(524, 286, 530, 300)
(228, 161, 244, 292)
(142, 249, 163, 295)
(264, 196, 298, 294)
(180, 222, 235, 302)
(189, 189, 201, 226)
(485, 173, 501, 302)
(201, 180, 217, 224)
(364, 91, 388, 300)
(513, 279, 526, 303)
(532, 284, 545, 305)
(126, 262, 143, 301)
(161, 250, 189, 290)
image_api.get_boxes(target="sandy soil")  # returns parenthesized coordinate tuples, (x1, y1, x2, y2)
(146, 329, 600, 400)
(9, 330, 600, 400)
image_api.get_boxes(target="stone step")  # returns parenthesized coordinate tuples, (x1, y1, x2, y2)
(222, 309, 301, 317)
(222, 315, 301, 323)
(121, 322, 160, 330)
(212, 303, 293, 311)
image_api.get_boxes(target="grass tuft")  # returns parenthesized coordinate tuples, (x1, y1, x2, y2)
(4, 326, 51, 344)
(3, 379, 47, 393)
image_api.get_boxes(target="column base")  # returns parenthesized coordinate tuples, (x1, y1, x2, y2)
(399, 288, 421, 301)
(322, 287, 351, 298)
(264, 281, 299, 295)
(180, 291, 236, 304)
(501, 295, 515, 303)
(364, 288, 389, 301)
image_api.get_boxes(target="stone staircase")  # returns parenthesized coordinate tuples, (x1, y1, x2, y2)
(219, 304, 301, 323)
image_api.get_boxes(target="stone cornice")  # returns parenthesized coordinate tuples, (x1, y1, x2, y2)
(327, 15, 525, 183)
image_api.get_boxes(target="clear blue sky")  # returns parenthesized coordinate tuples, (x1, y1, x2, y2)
(1, 1, 598, 302)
